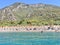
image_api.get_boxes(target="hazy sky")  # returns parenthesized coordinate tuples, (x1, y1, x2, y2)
(0, 0, 60, 9)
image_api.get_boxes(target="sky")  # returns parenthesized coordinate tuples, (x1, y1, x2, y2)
(0, 0, 60, 9)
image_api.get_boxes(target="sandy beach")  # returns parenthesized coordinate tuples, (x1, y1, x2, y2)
(0, 30, 59, 32)
(0, 25, 59, 32)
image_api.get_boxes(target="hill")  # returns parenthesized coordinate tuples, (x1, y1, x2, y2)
(0, 2, 60, 26)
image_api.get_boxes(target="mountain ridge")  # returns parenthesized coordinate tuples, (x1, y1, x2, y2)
(0, 2, 60, 26)
(1, 2, 60, 10)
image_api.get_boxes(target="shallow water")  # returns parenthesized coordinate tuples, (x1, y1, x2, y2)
(0, 32, 60, 45)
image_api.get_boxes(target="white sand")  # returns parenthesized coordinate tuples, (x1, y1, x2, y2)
(0, 26, 60, 32)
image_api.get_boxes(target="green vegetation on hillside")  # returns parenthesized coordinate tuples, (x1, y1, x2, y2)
(0, 3, 60, 26)
(0, 19, 60, 26)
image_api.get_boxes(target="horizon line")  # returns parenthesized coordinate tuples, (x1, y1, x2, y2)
(0, 2, 60, 9)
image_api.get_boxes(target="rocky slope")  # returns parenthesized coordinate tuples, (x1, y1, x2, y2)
(0, 2, 60, 21)
(0, 2, 60, 26)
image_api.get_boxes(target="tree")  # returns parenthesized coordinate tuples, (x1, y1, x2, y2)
(18, 21, 23, 25)
(27, 21, 31, 25)
(10, 21, 14, 24)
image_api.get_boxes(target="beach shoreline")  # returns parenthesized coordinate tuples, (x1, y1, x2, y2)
(0, 25, 60, 32)
(0, 30, 59, 32)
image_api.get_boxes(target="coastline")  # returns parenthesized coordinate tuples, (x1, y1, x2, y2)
(0, 25, 60, 32)
(0, 30, 59, 32)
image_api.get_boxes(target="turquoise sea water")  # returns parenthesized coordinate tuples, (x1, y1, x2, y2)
(0, 32, 60, 45)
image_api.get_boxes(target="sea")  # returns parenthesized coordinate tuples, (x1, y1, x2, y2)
(0, 32, 60, 45)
